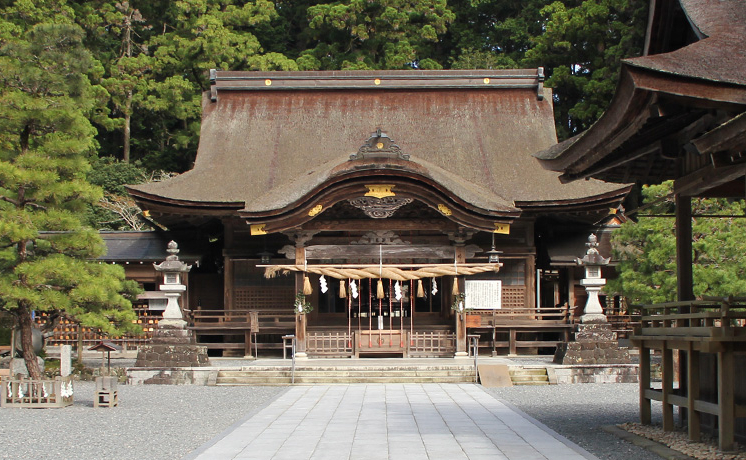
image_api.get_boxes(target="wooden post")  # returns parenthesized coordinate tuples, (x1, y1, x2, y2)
(294, 247, 308, 358)
(718, 348, 735, 451)
(675, 194, 693, 421)
(662, 343, 674, 431)
(223, 257, 233, 311)
(526, 254, 536, 309)
(509, 329, 517, 356)
(454, 275, 467, 357)
(675, 194, 694, 301)
(640, 344, 652, 424)
(687, 343, 700, 441)
(455, 310, 467, 357)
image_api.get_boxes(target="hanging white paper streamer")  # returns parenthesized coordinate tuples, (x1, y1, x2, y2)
(431, 278, 438, 296)
(394, 281, 402, 301)
(350, 279, 359, 299)
(319, 275, 328, 294)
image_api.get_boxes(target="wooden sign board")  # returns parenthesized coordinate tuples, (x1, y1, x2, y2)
(465, 314, 483, 328)
(465, 280, 502, 310)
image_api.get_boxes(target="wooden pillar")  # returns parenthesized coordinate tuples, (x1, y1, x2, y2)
(662, 343, 674, 431)
(639, 344, 652, 424)
(675, 194, 693, 424)
(223, 257, 233, 311)
(455, 311, 467, 357)
(675, 194, 694, 302)
(526, 254, 536, 309)
(687, 343, 701, 441)
(294, 247, 308, 358)
(718, 348, 735, 451)
(454, 276, 467, 357)
(509, 329, 517, 356)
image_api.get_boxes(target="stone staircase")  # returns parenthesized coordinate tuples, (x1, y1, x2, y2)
(214, 364, 477, 385)
(509, 367, 550, 386)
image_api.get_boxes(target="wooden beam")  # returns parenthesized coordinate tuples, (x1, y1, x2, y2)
(300, 219, 459, 232)
(674, 164, 746, 197)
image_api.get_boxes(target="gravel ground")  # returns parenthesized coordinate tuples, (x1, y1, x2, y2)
(0, 382, 285, 460)
(2, 356, 667, 460)
(0, 380, 666, 460)
(486, 383, 665, 460)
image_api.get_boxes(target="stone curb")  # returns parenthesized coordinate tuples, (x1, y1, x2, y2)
(602, 425, 697, 460)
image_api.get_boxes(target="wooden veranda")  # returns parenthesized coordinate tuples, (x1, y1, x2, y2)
(633, 299, 746, 450)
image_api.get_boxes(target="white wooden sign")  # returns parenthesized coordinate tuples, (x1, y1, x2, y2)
(465, 280, 502, 310)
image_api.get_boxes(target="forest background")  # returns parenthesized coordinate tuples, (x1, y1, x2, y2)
(9, 0, 736, 329)
(2, 0, 649, 218)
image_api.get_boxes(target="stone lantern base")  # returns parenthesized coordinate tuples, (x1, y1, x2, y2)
(553, 323, 630, 365)
(134, 324, 209, 368)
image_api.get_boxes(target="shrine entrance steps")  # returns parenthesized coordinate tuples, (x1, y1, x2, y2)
(509, 367, 551, 386)
(215, 363, 476, 385)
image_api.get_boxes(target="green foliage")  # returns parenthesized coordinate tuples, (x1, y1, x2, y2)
(56, 0, 648, 170)
(0, 10, 140, 376)
(607, 182, 746, 304)
(522, 0, 647, 139)
(445, 0, 646, 140)
(300, 0, 455, 70)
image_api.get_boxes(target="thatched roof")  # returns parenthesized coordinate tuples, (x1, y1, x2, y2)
(129, 70, 626, 231)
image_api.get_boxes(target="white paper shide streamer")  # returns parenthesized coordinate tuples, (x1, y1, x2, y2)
(394, 281, 402, 301)
(319, 275, 328, 294)
(350, 279, 358, 299)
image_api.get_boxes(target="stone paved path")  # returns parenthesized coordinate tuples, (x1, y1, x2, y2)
(184, 384, 599, 460)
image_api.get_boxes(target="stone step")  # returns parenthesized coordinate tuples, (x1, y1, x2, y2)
(218, 370, 474, 378)
(216, 375, 474, 385)
(215, 367, 476, 385)
(508, 367, 550, 386)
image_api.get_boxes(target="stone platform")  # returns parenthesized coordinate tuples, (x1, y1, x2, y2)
(554, 323, 631, 366)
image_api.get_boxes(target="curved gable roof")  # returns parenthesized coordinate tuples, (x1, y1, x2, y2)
(129, 70, 624, 227)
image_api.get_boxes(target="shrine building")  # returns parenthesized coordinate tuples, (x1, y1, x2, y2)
(125, 69, 630, 358)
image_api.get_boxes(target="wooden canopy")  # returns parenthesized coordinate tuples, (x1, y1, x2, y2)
(535, 0, 746, 197)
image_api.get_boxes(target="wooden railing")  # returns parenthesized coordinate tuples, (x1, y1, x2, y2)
(307, 332, 353, 357)
(466, 306, 573, 355)
(632, 297, 746, 451)
(189, 309, 296, 330)
(635, 298, 746, 340)
(409, 331, 456, 357)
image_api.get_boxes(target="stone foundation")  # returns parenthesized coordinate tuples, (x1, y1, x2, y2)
(127, 367, 216, 385)
(550, 364, 639, 384)
(133, 325, 209, 376)
(554, 323, 631, 365)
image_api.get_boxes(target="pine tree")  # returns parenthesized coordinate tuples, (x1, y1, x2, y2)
(607, 182, 746, 304)
(0, 13, 140, 379)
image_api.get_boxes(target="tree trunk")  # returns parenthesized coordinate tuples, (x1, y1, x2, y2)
(18, 306, 42, 380)
(123, 97, 131, 163)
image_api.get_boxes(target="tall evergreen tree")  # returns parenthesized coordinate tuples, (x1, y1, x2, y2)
(607, 182, 746, 304)
(0, 8, 140, 379)
(302, 0, 455, 70)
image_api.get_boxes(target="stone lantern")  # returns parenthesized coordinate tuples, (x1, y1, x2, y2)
(153, 241, 191, 329)
(132, 241, 209, 378)
(577, 233, 610, 323)
(553, 232, 632, 369)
